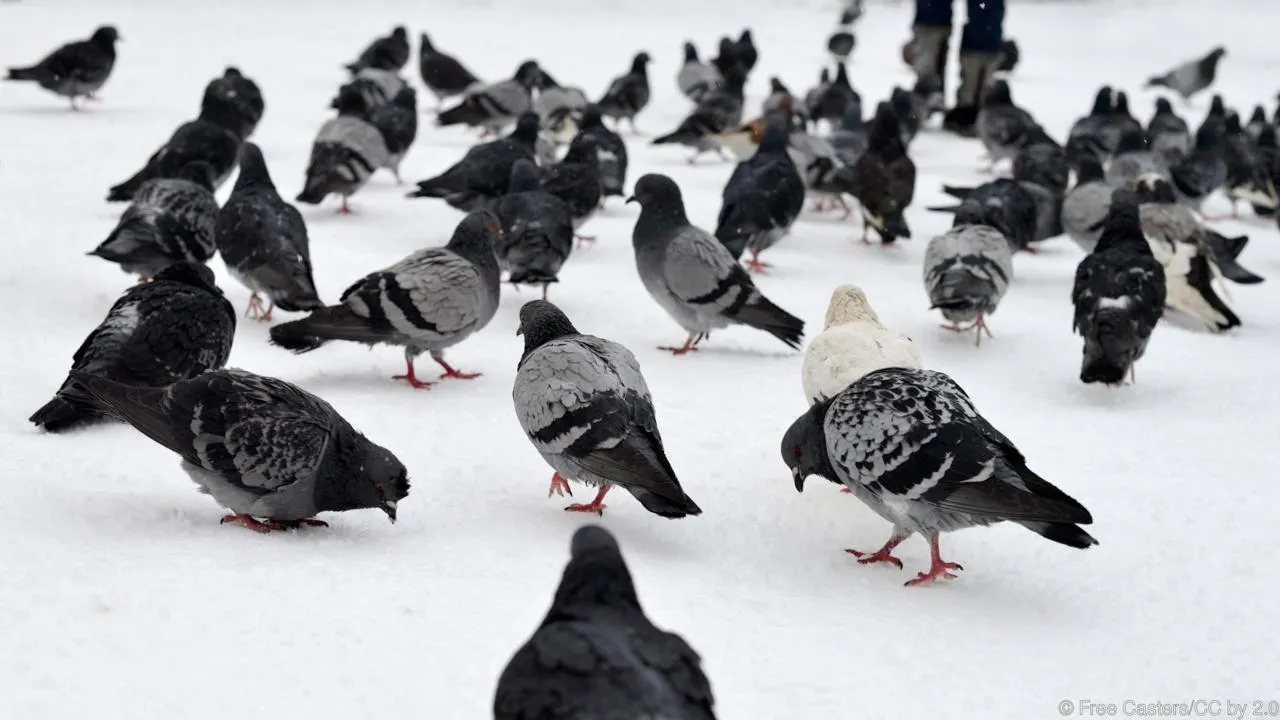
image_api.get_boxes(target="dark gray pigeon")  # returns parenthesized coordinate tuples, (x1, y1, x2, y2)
(5, 25, 119, 109)
(676, 41, 723, 103)
(493, 525, 716, 718)
(1105, 92, 1144, 148)
(808, 63, 860, 129)
(782, 367, 1097, 586)
(493, 160, 575, 297)
(541, 133, 603, 240)
(408, 112, 539, 210)
(219, 67, 265, 141)
(577, 105, 629, 199)
(296, 84, 389, 214)
(269, 211, 502, 389)
(367, 85, 419, 183)
(923, 200, 1015, 347)
(652, 70, 746, 163)
(215, 143, 323, 321)
(1169, 121, 1227, 208)
(418, 32, 482, 109)
(106, 77, 245, 202)
(1145, 46, 1225, 101)
(1065, 86, 1114, 169)
(713, 112, 804, 271)
(976, 80, 1042, 168)
(437, 60, 540, 135)
(345, 26, 410, 73)
(91, 162, 219, 280)
(1147, 97, 1191, 166)
(843, 102, 915, 243)
(932, 178, 1039, 252)
(1013, 140, 1069, 196)
(72, 368, 409, 532)
(1072, 193, 1166, 385)
(30, 263, 234, 433)
(597, 52, 651, 134)
(512, 301, 703, 517)
(1220, 113, 1278, 216)
(629, 174, 804, 353)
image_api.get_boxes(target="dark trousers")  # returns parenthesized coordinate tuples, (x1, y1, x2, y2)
(914, 0, 1005, 53)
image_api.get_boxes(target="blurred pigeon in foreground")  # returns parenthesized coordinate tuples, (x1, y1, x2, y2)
(493, 160, 575, 297)
(512, 301, 703, 517)
(676, 41, 723, 103)
(5, 25, 119, 109)
(91, 162, 219, 280)
(783, 367, 1097, 586)
(437, 60, 540, 135)
(1072, 192, 1166, 385)
(597, 52, 651, 134)
(802, 284, 922, 405)
(714, 112, 804, 271)
(1147, 97, 1191, 166)
(344, 26, 409, 73)
(493, 525, 716, 718)
(923, 200, 1015, 347)
(215, 144, 323, 321)
(577, 105, 629, 200)
(73, 368, 408, 532)
(269, 212, 502, 389)
(31, 264, 234, 433)
(296, 85, 389, 213)
(1144, 47, 1226, 101)
(409, 112, 539, 210)
(418, 32, 482, 109)
(1061, 154, 1113, 253)
(629, 174, 804, 353)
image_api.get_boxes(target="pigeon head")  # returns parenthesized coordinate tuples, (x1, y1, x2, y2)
(91, 26, 121, 47)
(508, 159, 541, 193)
(1134, 174, 1178, 204)
(232, 144, 272, 191)
(1208, 95, 1225, 117)
(510, 112, 541, 145)
(392, 85, 417, 110)
(738, 29, 754, 45)
(320, 440, 409, 522)
(1090, 86, 1112, 116)
(769, 77, 787, 94)
(514, 60, 543, 88)
(758, 112, 790, 153)
(515, 300, 578, 356)
(953, 198, 987, 228)
(579, 104, 604, 129)
(331, 83, 371, 117)
(631, 52, 651, 73)
(448, 210, 504, 264)
(1076, 153, 1106, 183)
(1205, 46, 1227, 66)
(419, 32, 434, 52)
(717, 37, 736, 56)
(153, 262, 218, 289)
(1224, 112, 1244, 135)
(1153, 97, 1174, 115)
(199, 77, 247, 130)
(1113, 91, 1133, 117)
(682, 42, 698, 62)
(982, 80, 1013, 107)
(1258, 125, 1278, 150)
(1094, 190, 1150, 255)
(564, 134, 599, 165)
(549, 525, 641, 614)
(1194, 118, 1223, 149)
(223, 67, 244, 79)
(391, 26, 407, 41)
(781, 398, 837, 492)
(868, 101, 901, 148)
(1116, 129, 1150, 154)
(824, 284, 881, 329)
(177, 161, 217, 191)
(627, 174, 688, 225)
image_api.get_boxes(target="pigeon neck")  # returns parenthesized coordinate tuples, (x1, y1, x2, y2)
(234, 159, 274, 192)
(825, 292, 880, 328)
(312, 430, 377, 514)
(519, 316, 578, 360)
(545, 552, 642, 621)
(634, 201, 690, 245)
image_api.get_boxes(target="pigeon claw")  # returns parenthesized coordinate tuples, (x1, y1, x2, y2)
(548, 473, 573, 498)
(904, 535, 965, 587)
(393, 373, 435, 389)
(659, 333, 707, 355)
(431, 356, 481, 380)
(245, 293, 274, 322)
(745, 254, 771, 273)
(845, 547, 905, 570)
(220, 514, 285, 533)
(564, 502, 607, 516)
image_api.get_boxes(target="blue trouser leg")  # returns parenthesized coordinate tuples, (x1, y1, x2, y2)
(960, 0, 1004, 52)
(914, 0, 953, 27)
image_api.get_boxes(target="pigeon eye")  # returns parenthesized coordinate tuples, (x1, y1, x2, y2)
(794, 445, 803, 458)
(374, 482, 384, 492)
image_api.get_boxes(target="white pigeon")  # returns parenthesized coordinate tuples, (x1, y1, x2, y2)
(801, 284, 923, 404)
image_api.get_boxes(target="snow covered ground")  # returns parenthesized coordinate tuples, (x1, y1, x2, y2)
(3, 0, 1278, 717)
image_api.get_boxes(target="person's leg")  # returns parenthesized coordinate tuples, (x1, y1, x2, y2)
(945, 0, 1004, 135)
(909, 0, 954, 115)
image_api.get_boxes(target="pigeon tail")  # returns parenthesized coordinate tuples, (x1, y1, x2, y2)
(1017, 521, 1098, 548)
(6, 65, 48, 83)
(106, 168, 153, 203)
(436, 100, 490, 128)
(268, 304, 384, 353)
(90, 219, 161, 264)
(1183, 253, 1241, 331)
(729, 296, 805, 349)
(1144, 76, 1170, 90)
(68, 373, 178, 452)
(651, 129, 694, 146)
(631, 488, 703, 518)
(29, 395, 99, 432)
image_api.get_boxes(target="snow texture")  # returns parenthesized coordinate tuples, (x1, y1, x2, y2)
(2, 0, 1276, 717)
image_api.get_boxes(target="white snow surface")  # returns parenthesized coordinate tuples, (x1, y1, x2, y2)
(3, 0, 1278, 717)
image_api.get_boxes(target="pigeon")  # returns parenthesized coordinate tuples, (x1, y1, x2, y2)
(734, 30, 759, 73)
(512, 301, 703, 517)
(1132, 176, 1240, 332)
(1106, 92, 1145, 145)
(676, 41, 723, 103)
(923, 199, 1015, 346)
(888, 86, 924, 148)
(296, 84, 390, 214)
(215, 143, 323, 321)
(531, 68, 590, 126)
(829, 103, 869, 165)
(932, 179, 1039, 252)
(1202, 229, 1265, 284)
(1168, 121, 1227, 208)
(762, 77, 794, 116)
(782, 367, 1097, 586)
(336, 67, 408, 110)
(845, 102, 915, 243)
(437, 60, 540, 135)
(1072, 193, 1167, 385)
(808, 63, 860, 129)
(1147, 97, 1192, 166)
(269, 211, 502, 389)
(1061, 154, 1114, 253)
(704, 92, 798, 162)
(597, 52, 651, 134)
(827, 9, 857, 65)
(1013, 139, 1070, 196)
(1105, 129, 1164, 189)
(1220, 113, 1278, 216)
(1145, 47, 1226, 101)
(366, 84, 419, 183)
(408, 112, 539, 211)
(1065, 86, 1115, 169)
(628, 174, 805, 353)
(30, 263, 235, 433)
(492, 160, 575, 297)
(541, 133, 602, 239)
(1196, 95, 1228, 141)
(652, 70, 747, 163)
(802, 284, 923, 405)
(493, 525, 716, 718)
(1251, 124, 1280, 217)
(72, 368, 408, 532)
(344, 26, 410, 73)
(218, 67, 265, 141)
(576, 105, 628, 200)
(803, 68, 832, 121)
(713, 113, 805, 271)
(5, 25, 119, 109)
(1244, 105, 1268, 143)
(91, 162, 219, 280)
(106, 77, 245, 202)
(976, 80, 1042, 168)
(418, 32, 482, 109)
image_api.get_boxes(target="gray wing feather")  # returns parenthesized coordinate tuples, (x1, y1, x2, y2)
(1061, 181, 1113, 252)
(344, 249, 486, 342)
(316, 116, 391, 170)
(662, 226, 751, 310)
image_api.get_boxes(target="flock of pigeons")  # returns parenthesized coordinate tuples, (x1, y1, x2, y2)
(4, 7, 1275, 715)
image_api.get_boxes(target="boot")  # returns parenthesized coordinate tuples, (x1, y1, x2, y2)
(909, 25, 950, 116)
(944, 50, 999, 137)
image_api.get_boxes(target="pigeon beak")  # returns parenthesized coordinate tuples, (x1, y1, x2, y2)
(515, 323, 524, 336)
(383, 500, 397, 523)
(792, 467, 806, 493)
(625, 195, 638, 205)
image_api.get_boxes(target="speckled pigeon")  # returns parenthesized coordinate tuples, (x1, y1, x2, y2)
(493, 160, 575, 297)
